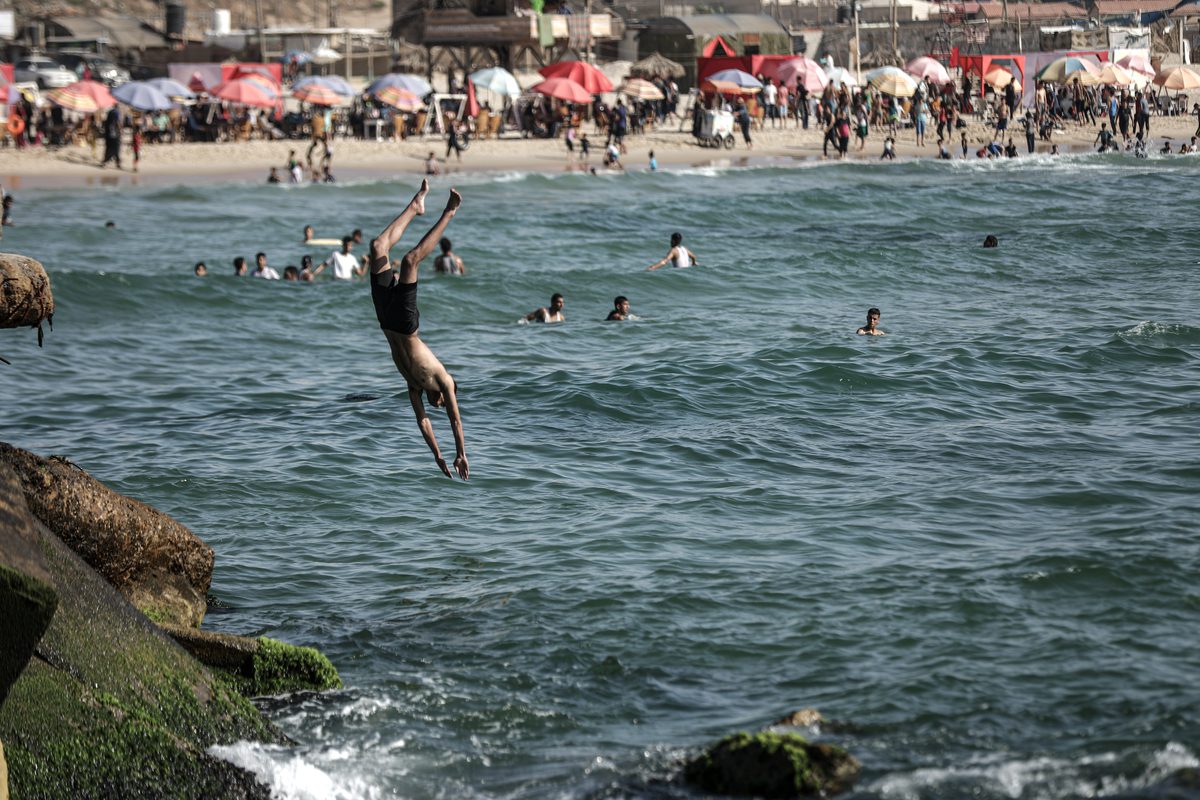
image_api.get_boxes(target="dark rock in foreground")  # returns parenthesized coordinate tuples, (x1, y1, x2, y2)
(0, 463, 282, 799)
(683, 731, 860, 798)
(0, 443, 212, 627)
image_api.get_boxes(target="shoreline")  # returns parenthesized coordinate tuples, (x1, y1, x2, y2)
(1, 116, 1196, 190)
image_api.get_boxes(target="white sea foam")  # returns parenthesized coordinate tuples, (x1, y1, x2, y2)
(209, 741, 386, 800)
(870, 743, 1199, 800)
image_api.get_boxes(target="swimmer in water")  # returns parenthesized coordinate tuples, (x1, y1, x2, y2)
(302, 225, 314, 244)
(433, 237, 465, 274)
(606, 295, 631, 321)
(369, 179, 468, 480)
(194, 261, 207, 277)
(647, 232, 697, 271)
(526, 293, 565, 323)
(857, 307, 884, 336)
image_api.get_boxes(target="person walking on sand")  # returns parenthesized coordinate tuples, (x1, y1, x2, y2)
(101, 106, 122, 169)
(647, 232, 697, 270)
(368, 180, 468, 479)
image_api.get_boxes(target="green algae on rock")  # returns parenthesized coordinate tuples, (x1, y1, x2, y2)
(160, 625, 342, 697)
(683, 731, 860, 798)
(0, 465, 284, 799)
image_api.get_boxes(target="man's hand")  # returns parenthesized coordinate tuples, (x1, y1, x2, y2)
(453, 455, 469, 481)
(434, 456, 453, 478)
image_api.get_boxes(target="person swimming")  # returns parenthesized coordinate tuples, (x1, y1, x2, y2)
(857, 307, 884, 336)
(606, 296, 631, 321)
(647, 232, 696, 271)
(526, 293, 565, 323)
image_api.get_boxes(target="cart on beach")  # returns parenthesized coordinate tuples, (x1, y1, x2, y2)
(695, 109, 735, 148)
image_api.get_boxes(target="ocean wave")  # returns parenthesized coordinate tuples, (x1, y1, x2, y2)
(209, 742, 386, 800)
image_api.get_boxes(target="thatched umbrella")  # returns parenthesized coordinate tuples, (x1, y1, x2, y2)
(632, 52, 685, 79)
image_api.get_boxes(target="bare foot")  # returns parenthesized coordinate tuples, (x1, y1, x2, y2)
(445, 188, 462, 213)
(411, 179, 429, 215)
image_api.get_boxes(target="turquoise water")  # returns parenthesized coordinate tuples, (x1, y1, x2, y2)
(2, 154, 1199, 799)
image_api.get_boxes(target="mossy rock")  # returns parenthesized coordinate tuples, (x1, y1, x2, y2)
(683, 731, 860, 798)
(0, 465, 285, 799)
(235, 637, 343, 697)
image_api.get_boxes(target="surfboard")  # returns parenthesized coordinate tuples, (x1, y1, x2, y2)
(306, 238, 342, 246)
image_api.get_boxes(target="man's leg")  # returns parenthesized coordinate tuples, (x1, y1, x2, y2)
(369, 179, 429, 274)
(397, 190, 461, 285)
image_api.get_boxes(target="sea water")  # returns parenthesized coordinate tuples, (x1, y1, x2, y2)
(2, 153, 1199, 800)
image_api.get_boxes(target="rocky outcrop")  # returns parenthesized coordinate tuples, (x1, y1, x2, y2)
(0, 443, 212, 627)
(160, 625, 342, 697)
(0, 465, 59, 707)
(0, 254, 54, 350)
(0, 463, 283, 799)
(683, 731, 860, 798)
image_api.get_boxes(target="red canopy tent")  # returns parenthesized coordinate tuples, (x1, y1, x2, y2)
(957, 53, 1028, 98)
(697, 54, 801, 85)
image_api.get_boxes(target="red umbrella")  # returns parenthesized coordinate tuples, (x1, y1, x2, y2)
(531, 77, 593, 103)
(188, 71, 209, 93)
(64, 79, 116, 110)
(210, 78, 276, 108)
(538, 61, 613, 94)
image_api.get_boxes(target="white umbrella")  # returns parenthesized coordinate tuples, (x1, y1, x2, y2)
(825, 67, 858, 89)
(470, 67, 521, 98)
(311, 45, 342, 65)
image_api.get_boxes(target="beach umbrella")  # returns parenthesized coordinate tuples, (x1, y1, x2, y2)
(112, 81, 174, 111)
(293, 83, 350, 105)
(1035, 55, 1100, 83)
(1154, 65, 1200, 90)
(368, 73, 432, 98)
(531, 76, 593, 103)
(311, 45, 342, 65)
(631, 52, 685, 78)
(188, 72, 209, 93)
(291, 75, 355, 96)
(619, 77, 665, 100)
(983, 65, 1016, 89)
(705, 68, 763, 90)
(469, 67, 521, 98)
(1081, 63, 1136, 87)
(210, 78, 276, 107)
(375, 86, 422, 111)
(905, 56, 951, 85)
(773, 57, 828, 92)
(64, 79, 117, 109)
(825, 66, 858, 89)
(538, 61, 613, 94)
(146, 77, 195, 99)
(1116, 53, 1156, 79)
(45, 85, 102, 113)
(701, 78, 759, 96)
(282, 49, 314, 65)
(866, 66, 918, 97)
(238, 73, 281, 99)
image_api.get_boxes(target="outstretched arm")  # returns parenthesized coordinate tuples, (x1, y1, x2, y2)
(442, 380, 468, 480)
(409, 386, 453, 478)
(647, 247, 676, 271)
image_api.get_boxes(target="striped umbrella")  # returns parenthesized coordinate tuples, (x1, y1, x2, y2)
(866, 66, 918, 97)
(60, 79, 116, 110)
(619, 77, 665, 100)
(293, 83, 350, 106)
(375, 86, 423, 111)
(774, 57, 829, 92)
(1035, 55, 1100, 83)
(705, 69, 763, 90)
(291, 75, 356, 97)
(46, 85, 103, 113)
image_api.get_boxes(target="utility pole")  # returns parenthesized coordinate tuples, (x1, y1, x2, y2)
(854, 1, 862, 82)
(890, 0, 897, 52)
(585, 0, 593, 64)
(255, 0, 267, 62)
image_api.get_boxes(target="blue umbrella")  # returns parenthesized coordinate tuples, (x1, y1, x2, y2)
(145, 77, 195, 99)
(291, 75, 355, 97)
(367, 73, 432, 98)
(283, 49, 314, 65)
(706, 69, 763, 89)
(112, 81, 174, 111)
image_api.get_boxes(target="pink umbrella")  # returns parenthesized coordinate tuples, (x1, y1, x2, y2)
(905, 56, 951, 84)
(1115, 53, 1156, 79)
(210, 78, 276, 108)
(375, 86, 422, 111)
(774, 57, 829, 92)
(538, 61, 612, 94)
(292, 83, 348, 106)
(531, 77, 593, 103)
(64, 79, 116, 110)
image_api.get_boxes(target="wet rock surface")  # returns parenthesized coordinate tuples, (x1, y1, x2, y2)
(683, 731, 860, 798)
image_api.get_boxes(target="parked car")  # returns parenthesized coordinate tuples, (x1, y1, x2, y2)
(13, 56, 76, 89)
(53, 51, 131, 87)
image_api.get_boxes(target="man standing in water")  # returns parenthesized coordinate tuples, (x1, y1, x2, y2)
(370, 180, 468, 480)
(857, 307, 885, 336)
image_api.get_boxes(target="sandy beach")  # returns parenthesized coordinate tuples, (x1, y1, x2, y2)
(1, 113, 1196, 189)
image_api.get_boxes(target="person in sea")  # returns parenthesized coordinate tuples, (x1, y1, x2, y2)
(314, 236, 365, 280)
(253, 252, 280, 280)
(647, 232, 697, 270)
(857, 307, 884, 336)
(368, 180, 468, 480)
(425, 151, 441, 175)
(233, 256, 248, 276)
(434, 237, 465, 274)
(194, 261, 207, 277)
(526, 293, 565, 323)
(267, 167, 281, 184)
(606, 296, 631, 321)
(302, 225, 315, 244)
(299, 255, 316, 282)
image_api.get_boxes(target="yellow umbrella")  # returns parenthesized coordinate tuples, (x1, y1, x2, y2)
(1154, 65, 1200, 91)
(983, 65, 1016, 89)
(866, 66, 918, 97)
(620, 78, 665, 101)
(1080, 63, 1136, 87)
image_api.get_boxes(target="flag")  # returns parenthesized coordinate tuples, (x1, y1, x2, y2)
(538, 13, 555, 48)
(466, 78, 480, 118)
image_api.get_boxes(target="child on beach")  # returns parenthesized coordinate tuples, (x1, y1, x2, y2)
(131, 127, 142, 172)
(648, 150, 657, 171)
(579, 133, 590, 162)
(881, 137, 896, 160)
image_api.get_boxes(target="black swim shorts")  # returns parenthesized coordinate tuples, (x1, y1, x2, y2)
(371, 270, 419, 335)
